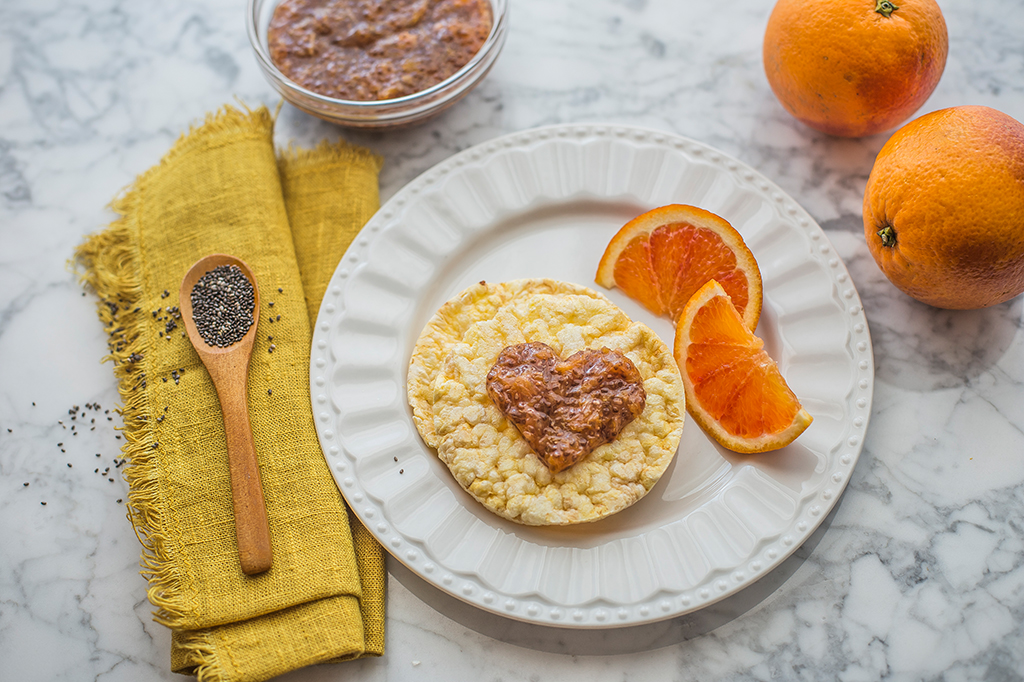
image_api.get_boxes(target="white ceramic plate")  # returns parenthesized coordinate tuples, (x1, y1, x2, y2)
(310, 124, 873, 628)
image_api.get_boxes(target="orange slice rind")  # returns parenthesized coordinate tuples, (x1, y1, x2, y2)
(596, 204, 763, 329)
(673, 279, 812, 453)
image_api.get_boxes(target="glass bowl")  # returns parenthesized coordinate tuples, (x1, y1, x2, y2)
(247, 0, 508, 129)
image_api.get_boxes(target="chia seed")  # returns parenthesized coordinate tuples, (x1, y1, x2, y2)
(190, 264, 256, 348)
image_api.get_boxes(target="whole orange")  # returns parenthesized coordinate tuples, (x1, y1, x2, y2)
(763, 0, 948, 138)
(863, 106, 1024, 309)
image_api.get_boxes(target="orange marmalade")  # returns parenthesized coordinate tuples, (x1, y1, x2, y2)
(268, 0, 493, 102)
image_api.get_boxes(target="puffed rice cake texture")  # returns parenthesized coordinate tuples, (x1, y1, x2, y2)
(407, 279, 685, 526)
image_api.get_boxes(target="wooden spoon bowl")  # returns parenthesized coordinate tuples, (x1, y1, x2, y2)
(179, 254, 272, 576)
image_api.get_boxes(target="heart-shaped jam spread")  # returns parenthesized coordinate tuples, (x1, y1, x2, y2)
(485, 342, 647, 473)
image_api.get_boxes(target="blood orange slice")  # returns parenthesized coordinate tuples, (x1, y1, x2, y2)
(596, 204, 762, 329)
(674, 279, 812, 453)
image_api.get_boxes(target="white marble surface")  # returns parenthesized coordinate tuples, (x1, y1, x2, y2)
(2, 0, 1023, 680)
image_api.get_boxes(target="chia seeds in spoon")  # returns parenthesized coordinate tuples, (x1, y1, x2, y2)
(190, 264, 255, 347)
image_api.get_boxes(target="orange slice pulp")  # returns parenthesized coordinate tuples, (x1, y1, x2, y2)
(596, 204, 763, 329)
(674, 279, 812, 453)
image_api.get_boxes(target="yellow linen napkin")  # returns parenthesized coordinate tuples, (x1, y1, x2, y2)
(75, 105, 385, 682)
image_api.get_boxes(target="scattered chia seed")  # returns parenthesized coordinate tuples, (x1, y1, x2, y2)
(41, 501, 46, 506)
(278, 288, 283, 293)
(67, 463, 72, 468)
(400, 469, 404, 474)
(268, 301, 274, 307)
(23, 482, 28, 487)
(117, 499, 123, 504)
(267, 389, 272, 396)
(190, 264, 255, 347)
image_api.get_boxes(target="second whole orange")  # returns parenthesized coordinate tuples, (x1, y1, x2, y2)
(763, 0, 948, 138)
(863, 106, 1024, 310)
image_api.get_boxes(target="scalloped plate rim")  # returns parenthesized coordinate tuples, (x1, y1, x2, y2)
(309, 123, 874, 629)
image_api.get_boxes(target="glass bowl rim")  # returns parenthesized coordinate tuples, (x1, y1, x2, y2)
(246, 0, 509, 110)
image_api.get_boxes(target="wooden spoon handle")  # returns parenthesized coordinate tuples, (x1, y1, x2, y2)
(215, 379, 273, 575)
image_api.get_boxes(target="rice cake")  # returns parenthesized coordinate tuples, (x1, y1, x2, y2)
(422, 286, 685, 526)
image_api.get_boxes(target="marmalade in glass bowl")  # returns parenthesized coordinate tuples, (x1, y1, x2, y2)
(268, 0, 493, 101)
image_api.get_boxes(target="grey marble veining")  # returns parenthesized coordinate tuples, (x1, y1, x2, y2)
(2, 0, 1023, 680)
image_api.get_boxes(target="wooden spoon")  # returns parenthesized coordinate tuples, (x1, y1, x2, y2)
(179, 254, 272, 576)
